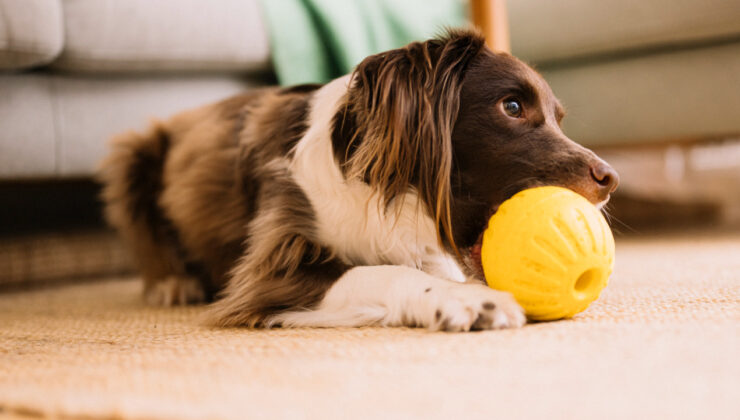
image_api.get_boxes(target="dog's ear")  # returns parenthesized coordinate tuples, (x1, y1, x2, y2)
(344, 29, 485, 253)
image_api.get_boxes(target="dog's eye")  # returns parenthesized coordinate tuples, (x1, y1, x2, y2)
(503, 99, 523, 118)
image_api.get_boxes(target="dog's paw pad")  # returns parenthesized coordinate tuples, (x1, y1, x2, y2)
(431, 285, 525, 332)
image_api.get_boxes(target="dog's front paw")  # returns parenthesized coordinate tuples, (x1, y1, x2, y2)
(430, 284, 525, 332)
(144, 276, 205, 306)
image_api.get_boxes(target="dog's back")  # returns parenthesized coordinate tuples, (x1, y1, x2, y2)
(98, 87, 316, 304)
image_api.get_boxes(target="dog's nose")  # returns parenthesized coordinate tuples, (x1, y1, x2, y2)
(590, 163, 619, 195)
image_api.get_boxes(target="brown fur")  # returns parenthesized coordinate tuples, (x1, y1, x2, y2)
(206, 158, 349, 327)
(99, 87, 325, 304)
(447, 47, 618, 250)
(338, 30, 485, 255)
(99, 124, 186, 298)
(100, 29, 617, 327)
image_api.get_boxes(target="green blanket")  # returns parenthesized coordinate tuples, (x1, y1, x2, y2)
(259, 0, 467, 85)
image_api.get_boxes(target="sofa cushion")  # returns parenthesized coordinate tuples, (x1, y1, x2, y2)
(53, 0, 271, 73)
(0, 74, 266, 178)
(0, 75, 57, 175)
(510, 0, 740, 64)
(0, 0, 64, 70)
(543, 41, 740, 146)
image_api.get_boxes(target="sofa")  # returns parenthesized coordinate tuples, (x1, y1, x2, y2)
(1, 0, 739, 178)
(509, 0, 740, 147)
(0, 0, 273, 179)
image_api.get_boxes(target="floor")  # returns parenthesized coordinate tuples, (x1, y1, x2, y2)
(1, 234, 738, 420)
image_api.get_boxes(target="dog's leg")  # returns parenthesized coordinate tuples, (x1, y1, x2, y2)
(144, 275, 206, 306)
(100, 125, 209, 307)
(270, 265, 526, 331)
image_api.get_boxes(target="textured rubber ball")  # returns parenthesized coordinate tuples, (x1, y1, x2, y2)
(481, 186, 615, 321)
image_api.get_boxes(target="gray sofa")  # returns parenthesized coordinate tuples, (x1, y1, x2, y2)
(1, 0, 272, 178)
(509, 0, 740, 147)
(2, 0, 740, 179)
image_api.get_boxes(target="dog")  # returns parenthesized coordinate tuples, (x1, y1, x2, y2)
(99, 29, 618, 332)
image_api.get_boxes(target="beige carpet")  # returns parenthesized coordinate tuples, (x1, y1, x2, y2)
(1, 234, 739, 420)
(0, 231, 132, 290)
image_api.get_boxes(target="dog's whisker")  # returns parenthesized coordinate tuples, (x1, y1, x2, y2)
(600, 206, 638, 234)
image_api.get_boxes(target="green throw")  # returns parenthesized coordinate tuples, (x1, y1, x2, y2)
(259, 0, 468, 85)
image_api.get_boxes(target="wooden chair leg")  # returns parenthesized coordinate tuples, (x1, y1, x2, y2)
(470, 0, 510, 53)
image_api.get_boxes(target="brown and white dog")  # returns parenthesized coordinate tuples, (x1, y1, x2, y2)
(100, 29, 618, 332)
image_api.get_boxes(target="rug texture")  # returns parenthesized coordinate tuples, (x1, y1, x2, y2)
(0, 230, 132, 290)
(0, 235, 738, 420)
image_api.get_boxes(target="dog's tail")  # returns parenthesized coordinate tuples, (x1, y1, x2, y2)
(98, 123, 176, 281)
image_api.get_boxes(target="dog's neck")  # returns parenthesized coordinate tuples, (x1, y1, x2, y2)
(288, 76, 466, 283)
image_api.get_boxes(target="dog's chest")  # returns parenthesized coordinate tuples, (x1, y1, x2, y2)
(287, 77, 466, 283)
(291, 125, 437, 268)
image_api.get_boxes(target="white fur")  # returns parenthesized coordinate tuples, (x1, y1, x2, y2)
(281, 78, 525, 331)
(290, 76, 466, 284)
(271, 265, 526, 331)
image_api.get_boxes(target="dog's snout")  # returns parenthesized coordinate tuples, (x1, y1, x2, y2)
(590, 163, 619, 195)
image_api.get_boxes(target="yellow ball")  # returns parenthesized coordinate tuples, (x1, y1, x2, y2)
(481, 186, 615, 321)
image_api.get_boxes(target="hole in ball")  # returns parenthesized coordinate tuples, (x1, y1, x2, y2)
(574, 268, 600, 295)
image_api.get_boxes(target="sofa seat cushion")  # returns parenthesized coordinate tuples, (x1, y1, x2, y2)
(0, 74, 267, 178)
(53, 0, 271, 73)
(510, 0, 740, 65)
(543, 41, 740, 146)
(0, 0, 64, 70)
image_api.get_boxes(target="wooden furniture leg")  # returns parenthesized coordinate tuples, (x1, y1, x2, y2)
(470, 0, 511, 53)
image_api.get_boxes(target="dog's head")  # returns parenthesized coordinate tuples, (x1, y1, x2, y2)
(336, 29, 618, 270)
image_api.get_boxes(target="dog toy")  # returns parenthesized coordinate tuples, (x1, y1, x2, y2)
(481, 186, 615, 321)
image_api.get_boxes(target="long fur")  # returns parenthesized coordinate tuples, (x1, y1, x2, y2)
(99, 29, 618, 331)
(342, 31, 485, 255)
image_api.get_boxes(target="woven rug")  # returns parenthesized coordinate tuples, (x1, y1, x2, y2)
(0, 231, 132, 290)
(1, 234, 738, 420)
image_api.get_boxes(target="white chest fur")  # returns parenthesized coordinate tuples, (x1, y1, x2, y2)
(289, 76, 466, 283)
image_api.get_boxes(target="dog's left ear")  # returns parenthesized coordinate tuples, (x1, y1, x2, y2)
(344, 29, 485, 252)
